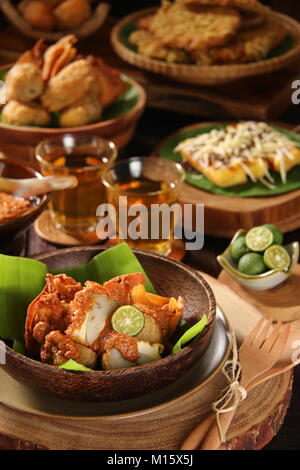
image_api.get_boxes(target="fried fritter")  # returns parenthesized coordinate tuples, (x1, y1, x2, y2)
(18, 0, 56, 31)
(2, 100, 51, 127)
(148, 1, 241, 51)
(240, 9, 267, 30)
(179, 0, 264, 12)
(41, 59, 99, 111)
(59, 94, 102, 127)
(191, 18, 286, 64)
(54, 0, 91, 29)
(5, 63, 44, 102)
(129, 30, 191, 63)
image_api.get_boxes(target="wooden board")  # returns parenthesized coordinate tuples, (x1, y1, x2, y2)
(0, 274, 294, 450)
(156, 122, 300, 238)
(0, 20, 298, 121)
(219, 267, 300, 325)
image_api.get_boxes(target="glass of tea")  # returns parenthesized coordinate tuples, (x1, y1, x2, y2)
(36, 134, 117, 237)
(102, 156, 185, 255)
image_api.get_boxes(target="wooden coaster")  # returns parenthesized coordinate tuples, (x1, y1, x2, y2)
(218, 267, 300, 324)
(34, 210, 108, 246)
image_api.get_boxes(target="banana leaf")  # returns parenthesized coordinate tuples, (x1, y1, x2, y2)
(0, 243, 154, 345)
(159, 124, 300, 198)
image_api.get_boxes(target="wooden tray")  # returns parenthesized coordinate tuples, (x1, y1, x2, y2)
(0, 274, 293, 450)
(111, 8, 300, 86)
(155, 122, 300, 238)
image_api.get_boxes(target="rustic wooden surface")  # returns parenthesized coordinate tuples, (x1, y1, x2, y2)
(0, 4, 300, 450)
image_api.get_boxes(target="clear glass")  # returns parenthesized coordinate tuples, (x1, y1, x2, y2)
(102, 156, 185, 255)
(36, 134, 117, 239)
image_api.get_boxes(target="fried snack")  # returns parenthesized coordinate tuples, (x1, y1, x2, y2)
(87, 56, 129, 108)
(129, 30, 191, 63)
(16, 39, 47, 68)
(41, 59, 99, 111)
(18, 0, 56, 31)
(42, 35, 77, 80)
(191, 18, 286, 64)
(148, 1, 241, 51)
(2, 100, 51, 126)
(179, 0, 264, 12)
(5, 63, 44, 102)
(54, 0, 91, 29)
(59, 94, 102, 127)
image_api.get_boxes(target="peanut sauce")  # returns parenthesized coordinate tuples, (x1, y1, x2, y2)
(94, 321, 138, 363)
(0, 192, 32, 223)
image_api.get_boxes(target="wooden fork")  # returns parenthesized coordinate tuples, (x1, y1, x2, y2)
(181, 316, 291, 450)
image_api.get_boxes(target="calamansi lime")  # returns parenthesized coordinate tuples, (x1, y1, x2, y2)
(245, 226, 273, 252)
(262, 224, 284, 246)
(238, 253, 267, 275)
(111, 306, 145, 336)
(263, 245, 291, 270)
(230, 236, 250, 261)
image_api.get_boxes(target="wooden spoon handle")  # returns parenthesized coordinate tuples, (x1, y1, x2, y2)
(181, 413, 215, 450)
(200, 406, 237, 450)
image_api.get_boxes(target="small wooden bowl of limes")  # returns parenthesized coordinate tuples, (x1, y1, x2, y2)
(217, 225, 299, 291)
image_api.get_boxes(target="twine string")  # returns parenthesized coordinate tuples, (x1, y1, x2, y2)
(212, 330, 247, 443)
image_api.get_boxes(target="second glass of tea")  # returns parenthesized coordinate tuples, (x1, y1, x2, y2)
(102, 156, 185, 255)
(36, 134, 117, 239)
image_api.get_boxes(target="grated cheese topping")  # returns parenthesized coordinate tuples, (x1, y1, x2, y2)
(175, 121, 297, 185)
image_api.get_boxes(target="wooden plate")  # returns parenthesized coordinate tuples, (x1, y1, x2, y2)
(111, 8, 300, 86)
(154, 121, 300, 237)
(1, 0, 110, 40)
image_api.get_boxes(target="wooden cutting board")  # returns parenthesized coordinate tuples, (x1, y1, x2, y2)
(0, 274, 294, 450)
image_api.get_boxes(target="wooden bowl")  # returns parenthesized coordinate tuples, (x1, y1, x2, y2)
(111, 8, 300, 86)
(1, 0, 110, 40)
(0, 156, 49, 243)
(2, 246, 216, 402)
(0, 67, 146, 164)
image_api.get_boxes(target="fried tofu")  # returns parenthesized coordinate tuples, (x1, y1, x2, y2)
(191, 18, 286, 64)
(147, 1, 241, 51)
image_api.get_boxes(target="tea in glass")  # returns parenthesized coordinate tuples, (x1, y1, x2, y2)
(102, 157, 185, 255)
(36, 135, 117, 236)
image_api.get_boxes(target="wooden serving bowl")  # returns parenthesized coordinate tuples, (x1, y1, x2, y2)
(0, 156, 49, 243)
(112, 8, 300, 86)
(2, 246, 216, 402)
(1, 0, 110, 40)
(0, 68, 146, 165)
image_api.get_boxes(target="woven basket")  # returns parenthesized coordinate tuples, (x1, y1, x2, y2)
(0, 0, 110, 41)
(111, 7, 300, 86)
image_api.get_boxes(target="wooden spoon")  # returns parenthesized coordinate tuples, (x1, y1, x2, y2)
(0, 175, 78, 198)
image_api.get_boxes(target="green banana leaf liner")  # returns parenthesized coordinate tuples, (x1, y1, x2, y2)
(0, 243, 206, 370)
